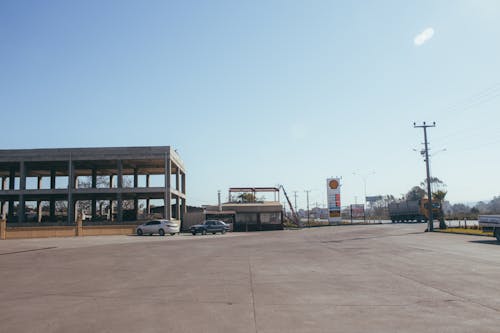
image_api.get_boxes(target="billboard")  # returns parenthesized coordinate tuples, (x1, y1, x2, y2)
(326, 178, 341, 223)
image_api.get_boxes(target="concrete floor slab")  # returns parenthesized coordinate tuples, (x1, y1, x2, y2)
(1, 224, 499, 332)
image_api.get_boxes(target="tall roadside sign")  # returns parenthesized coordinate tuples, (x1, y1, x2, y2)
(327, 178, 341, 224)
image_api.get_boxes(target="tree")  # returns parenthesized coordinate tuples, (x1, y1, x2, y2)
(487, 196, 500, 214)
(238, 193, 256, 203)
(432, 190, 447, 229)
(406, 186, 426, 201)
(406, 177, 447, 228)
(450, 203, 468, 219)
(420, 177, 446, 192)
(470, 207, 479, 218)
(371, 195, 397, 219)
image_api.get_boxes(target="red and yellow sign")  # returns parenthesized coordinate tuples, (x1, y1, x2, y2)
(329, 179, 339, 189)
(326, 178, 341, 223)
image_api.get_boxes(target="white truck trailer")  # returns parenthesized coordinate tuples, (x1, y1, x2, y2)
(478, 215, 500, 242)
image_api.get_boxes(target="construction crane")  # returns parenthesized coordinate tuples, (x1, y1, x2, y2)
(279, 185, 302, 227)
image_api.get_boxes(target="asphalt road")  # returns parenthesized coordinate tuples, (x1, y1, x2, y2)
(1, 225, 499, 333)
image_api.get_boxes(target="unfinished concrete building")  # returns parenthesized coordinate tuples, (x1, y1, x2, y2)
(0, 146, 186, 225)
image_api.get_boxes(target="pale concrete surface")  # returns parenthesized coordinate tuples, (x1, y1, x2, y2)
(1, 225, 499, 333)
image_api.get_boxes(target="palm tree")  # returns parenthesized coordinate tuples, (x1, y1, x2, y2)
(433, 190, 447, 229)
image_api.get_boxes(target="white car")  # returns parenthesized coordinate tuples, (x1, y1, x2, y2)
(136, 220, 180, 236)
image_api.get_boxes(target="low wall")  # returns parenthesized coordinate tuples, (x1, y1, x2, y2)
(1, 224, 138, 239)
(83, 225, 136, 236)
(6, 226, 75, 239)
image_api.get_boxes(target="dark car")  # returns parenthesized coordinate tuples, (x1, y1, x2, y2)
(190, 220, 229, 235)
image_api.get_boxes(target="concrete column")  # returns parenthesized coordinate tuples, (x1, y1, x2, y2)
(145, 174, 150, 216)
(182, 172, 186, 194)
(91, 168, 97, 220)
(91, 201, 97, 220)
(18, 197, 25, 223)
(92, 168, 97, 188)
(8, 168, 15, 221)
(1, 202, 6, 221)
(0, 176, 5, 219)
(68, 159, 75, 224)
(36, 176, 43, 222)
(176, 168, 180, 191)
(109, 174, 114, 220)
(117, 194, 123, 223)
(0, 177, 3, 218)
(176, 196, 181, 221)
(133, 168, 138, 188)
(133, 168, 139, 221)
(117, 161, 123, 188)
(50, 169, 56, 189)
(164, 154, 172, 220)
(37, 201, 43, 223)
(109, 201, 113, 221)
(50, 169, 56, 221)
(19, 161, 26, 190)
(134, 198, 139, 220)
(18, 161, 26, 223)
(181, 198, 186, 226)
(117, 162, 123, 223)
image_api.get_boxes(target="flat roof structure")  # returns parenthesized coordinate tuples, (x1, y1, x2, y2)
(0, 146, 186, 225)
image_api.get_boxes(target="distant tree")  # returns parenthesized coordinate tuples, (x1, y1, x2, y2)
(406, 186, 426, 201)
(238, 193, 256, 203)
(369, 195, 396, 219)
(451, 203, 468, 214)
(470, 207, 479, 218)
(487, 196, 500, 214)
(420, 177, 446, 192)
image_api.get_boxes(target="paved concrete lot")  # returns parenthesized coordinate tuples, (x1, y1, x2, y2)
(1, 225, 500, 333)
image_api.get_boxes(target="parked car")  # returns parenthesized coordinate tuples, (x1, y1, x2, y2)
(190, 220, 229, 235)
(136, 220, 180, 236)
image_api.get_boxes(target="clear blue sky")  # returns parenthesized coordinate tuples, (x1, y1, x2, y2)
(2, 1, 500, 208)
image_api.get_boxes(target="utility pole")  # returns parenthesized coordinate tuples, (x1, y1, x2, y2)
(353, 171, 375, 223)
(293, 191, 298, 213)
(414, 121, 435, 232)
(304, 190, 311, 226)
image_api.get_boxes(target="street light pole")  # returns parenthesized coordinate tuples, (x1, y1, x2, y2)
(305, 190, 311, 226)
(353, 171, 375, 222)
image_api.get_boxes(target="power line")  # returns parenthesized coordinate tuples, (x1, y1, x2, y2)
(432, 83, 500, 145)
(443, 83, 500, 115)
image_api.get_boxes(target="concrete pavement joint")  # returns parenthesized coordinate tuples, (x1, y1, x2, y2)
(0, 246, 57, 256)
(248, 258, 258, 333)
(393, 272, 500, 314)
